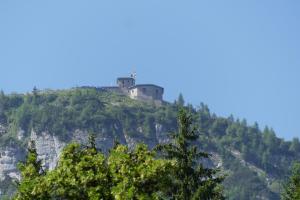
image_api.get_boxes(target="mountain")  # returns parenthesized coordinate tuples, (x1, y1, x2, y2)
(0, 88, 299, 199)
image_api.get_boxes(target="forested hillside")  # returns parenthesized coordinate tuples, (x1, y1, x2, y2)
(0, 88, 299, 199)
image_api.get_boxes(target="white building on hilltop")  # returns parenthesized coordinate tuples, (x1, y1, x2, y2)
(102, 76, 164, 103)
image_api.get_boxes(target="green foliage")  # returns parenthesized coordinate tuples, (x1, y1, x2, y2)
(14, 141, 113, 199)
(224, 167, 278, 200)
(14, 141, 175, 199)
(109, 144, 174, 199)
(0, 88, 299, 199)
(45, 143, 112, 199)
(282, 162, 300, 200)
(14, 141, 48, 200)
(2, 88, 172, 141)
(176, 93, 185, 107)
(156, 109, 224, 200)
(13, 110, 224, 199)
(289, 138, 300, 153)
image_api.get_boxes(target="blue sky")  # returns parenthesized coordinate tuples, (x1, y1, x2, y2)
(0, 1, 299, 140)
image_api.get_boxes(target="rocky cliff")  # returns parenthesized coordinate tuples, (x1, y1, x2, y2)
(0, 122, 170, 184)
(0, 88, 298, 199)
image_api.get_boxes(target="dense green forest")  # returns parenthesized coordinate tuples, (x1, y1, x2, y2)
(0, 88, 299, 199)
(281, 162, 300, 199)
(13, 109, 224, 200)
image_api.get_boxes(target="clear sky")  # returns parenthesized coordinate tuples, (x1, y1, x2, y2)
(0, 1, 299, 140)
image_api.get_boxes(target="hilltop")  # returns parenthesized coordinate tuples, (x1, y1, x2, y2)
(0, 88, 299, 199)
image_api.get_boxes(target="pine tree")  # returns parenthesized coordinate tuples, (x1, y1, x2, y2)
(14, 141, 48, 200)
(282, 162, 300, 200)
(156, 108, 224, 200)
(88, 133, 97, 151)
(0, 90, 7, 124)
(176, 93, 185, 107)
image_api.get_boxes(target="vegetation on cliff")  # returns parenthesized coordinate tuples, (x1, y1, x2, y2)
(281, 162, 300, 200)
(0, 88, 299, 199)
(13, 109, 224, 200)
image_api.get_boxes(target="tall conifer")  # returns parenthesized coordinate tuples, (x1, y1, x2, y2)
(156, 108, 224, 200)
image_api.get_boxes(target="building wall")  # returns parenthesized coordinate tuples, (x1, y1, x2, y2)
(129, 85, 163, 101)
(117, 78, 135, 88)
(102, 78, 164, 104)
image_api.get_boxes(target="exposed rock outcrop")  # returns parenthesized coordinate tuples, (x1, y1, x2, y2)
(0, 146, 24, 181)
(0, 122, 172, 181)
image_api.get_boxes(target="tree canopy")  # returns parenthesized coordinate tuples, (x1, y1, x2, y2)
(282, 162, 300, 200)
(156, 109, 224, 200)
(0, 88, 299, 199)
(13, 109, 225, 200)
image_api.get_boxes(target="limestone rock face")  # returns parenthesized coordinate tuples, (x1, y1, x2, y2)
(123, 123, 167, 150)
(0, 146, 24, 181)
(29, 129, 117, 171)
(155, 123, 170, 144)
(0, 122, 229, 200)
(30, 130, 66, 170)
(0, 125, 24, 182)
(0, 123, 170, 180)
(0, 122, 215, 185)
(72, 129, 114, 153)
(0, 125, 6, 136)
(17, 129, 24, 141)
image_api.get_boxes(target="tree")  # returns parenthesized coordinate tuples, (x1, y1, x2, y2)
(263, 127, 279, 153)
(13, 141, 49, 200)
(108, 144, 174, 199)
(156, 109, 224, 200)
(210, 118, 228, 137)
(289, 138, 300, 153)
(14, 135, 112, 200)
(176, 93, 185, 107)
(0, 90, 7, 124)
(45, 142, 112, 200)
(14, 137, 174, 199)
(282, 162, 300, 200)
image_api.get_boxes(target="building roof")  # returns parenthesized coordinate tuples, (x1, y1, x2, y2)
(117, 77, 135, 80)
(101, 86, 120, 89)
(129, 84, 164, 90)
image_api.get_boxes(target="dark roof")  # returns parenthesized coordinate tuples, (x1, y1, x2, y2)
(101, 86, 120, 89)
(117, 77, 135, 80)
(129, 84, 164, 90)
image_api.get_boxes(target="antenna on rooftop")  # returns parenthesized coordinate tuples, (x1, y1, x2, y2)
(131, 71, 137, 80)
